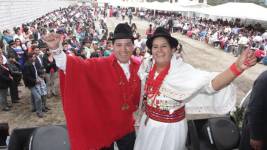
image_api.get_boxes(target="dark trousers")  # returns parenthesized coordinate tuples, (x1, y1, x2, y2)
(9, 81, 19, 102)
(101, 131, 136, 150)
(239, 114, 267, 150)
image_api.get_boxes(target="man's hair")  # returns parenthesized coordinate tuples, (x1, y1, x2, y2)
(27, 52, 35, 60)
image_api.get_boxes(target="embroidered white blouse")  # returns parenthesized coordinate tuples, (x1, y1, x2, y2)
(138, 55, 236, 115)
(134, 55, 236, 150)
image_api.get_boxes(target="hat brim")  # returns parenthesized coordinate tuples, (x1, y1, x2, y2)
(110, 33, 137, 41)
(146, 34, 178, 49)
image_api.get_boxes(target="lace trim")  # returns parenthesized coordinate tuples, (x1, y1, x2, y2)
(159, 85, 192, 101)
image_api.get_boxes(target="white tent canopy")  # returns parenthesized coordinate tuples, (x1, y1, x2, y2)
(196, 2, 267, 21)
(98, 1, 266, 22)
(142, 1, 186, 11)
(106, 1, 209, 12)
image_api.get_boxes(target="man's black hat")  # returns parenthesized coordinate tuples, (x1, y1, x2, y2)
(146, 27, 178, 49)
(111, 23, 134, 41)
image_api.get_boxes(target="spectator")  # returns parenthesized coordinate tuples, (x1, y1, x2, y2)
(22, 53, 44, 118)
(132, 47, 143, 63)
(240, 70, 267, 150)
(7, 54, 22, 104)
(7, 39, 27, 68)
(145, 24, 153, 39)
(0, 54, 12, 111)
(43, 49, 58, 99)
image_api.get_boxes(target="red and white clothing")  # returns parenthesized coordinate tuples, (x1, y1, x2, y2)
(134, 56, 236, 150)
(54, 51, 141, 149)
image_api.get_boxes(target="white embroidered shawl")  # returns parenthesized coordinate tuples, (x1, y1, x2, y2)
(138, 56, 236, 116)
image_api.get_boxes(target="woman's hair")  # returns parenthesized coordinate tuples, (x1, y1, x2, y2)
(90, 51, 99, 58)
(159, 36, 178, 49)
(14, 38, 23, 47)
(82, 38, 92, 47)
(133, 47, 141, 56)
(14, 38, 21, 42)
(148, 36, 183, 54)
(149, 24, 152, 33)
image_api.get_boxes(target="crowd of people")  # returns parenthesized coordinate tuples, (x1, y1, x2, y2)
(132, 9, 267, 64)
(109, 6, 267, 64)
(0, 5, 111, 117)
(0, 2, 266, 150)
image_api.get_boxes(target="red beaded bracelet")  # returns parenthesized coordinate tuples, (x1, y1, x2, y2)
(230, 63, 243, 76)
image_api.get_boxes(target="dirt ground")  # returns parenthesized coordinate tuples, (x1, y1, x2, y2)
(0, 17, 266, 132)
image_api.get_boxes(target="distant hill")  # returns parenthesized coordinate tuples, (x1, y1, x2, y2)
(207, 0, 266, 6)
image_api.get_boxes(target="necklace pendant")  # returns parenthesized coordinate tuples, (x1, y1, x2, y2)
(121, 103, 129, 111)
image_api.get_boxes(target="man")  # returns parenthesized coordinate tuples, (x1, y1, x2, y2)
(240, 71, 267, 150)
(7, 54, 21, 104)
(22, 53, 44, 118)
(33, 46, 45, 75)
(237, 34, 249, 57)
(127, 8, 133, 25)
(33, 45, 50, 111)
(43, 23, 141, 150)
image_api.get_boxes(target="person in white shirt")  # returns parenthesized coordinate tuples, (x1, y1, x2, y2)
(238, 34, 249, 56)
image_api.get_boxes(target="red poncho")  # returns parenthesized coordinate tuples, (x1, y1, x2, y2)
(59, 55, 141, 149)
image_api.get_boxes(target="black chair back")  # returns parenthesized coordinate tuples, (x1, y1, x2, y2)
(28, 125, 70, 150)
(8, 127, 36, 150)
(187, 117, 240, 150)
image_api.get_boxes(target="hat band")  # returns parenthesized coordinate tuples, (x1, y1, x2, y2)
(113, 33, 133, 39)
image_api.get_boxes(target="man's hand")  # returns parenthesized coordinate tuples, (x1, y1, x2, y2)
(250, 139, 263, 150)
(42, 33, 62, 50)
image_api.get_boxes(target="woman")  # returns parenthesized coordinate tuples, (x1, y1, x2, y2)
(145, 24, 154, 39)
(134, 27, 257, 150)
(132, 47, 143, 63)
(10, 38, 26, 68)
